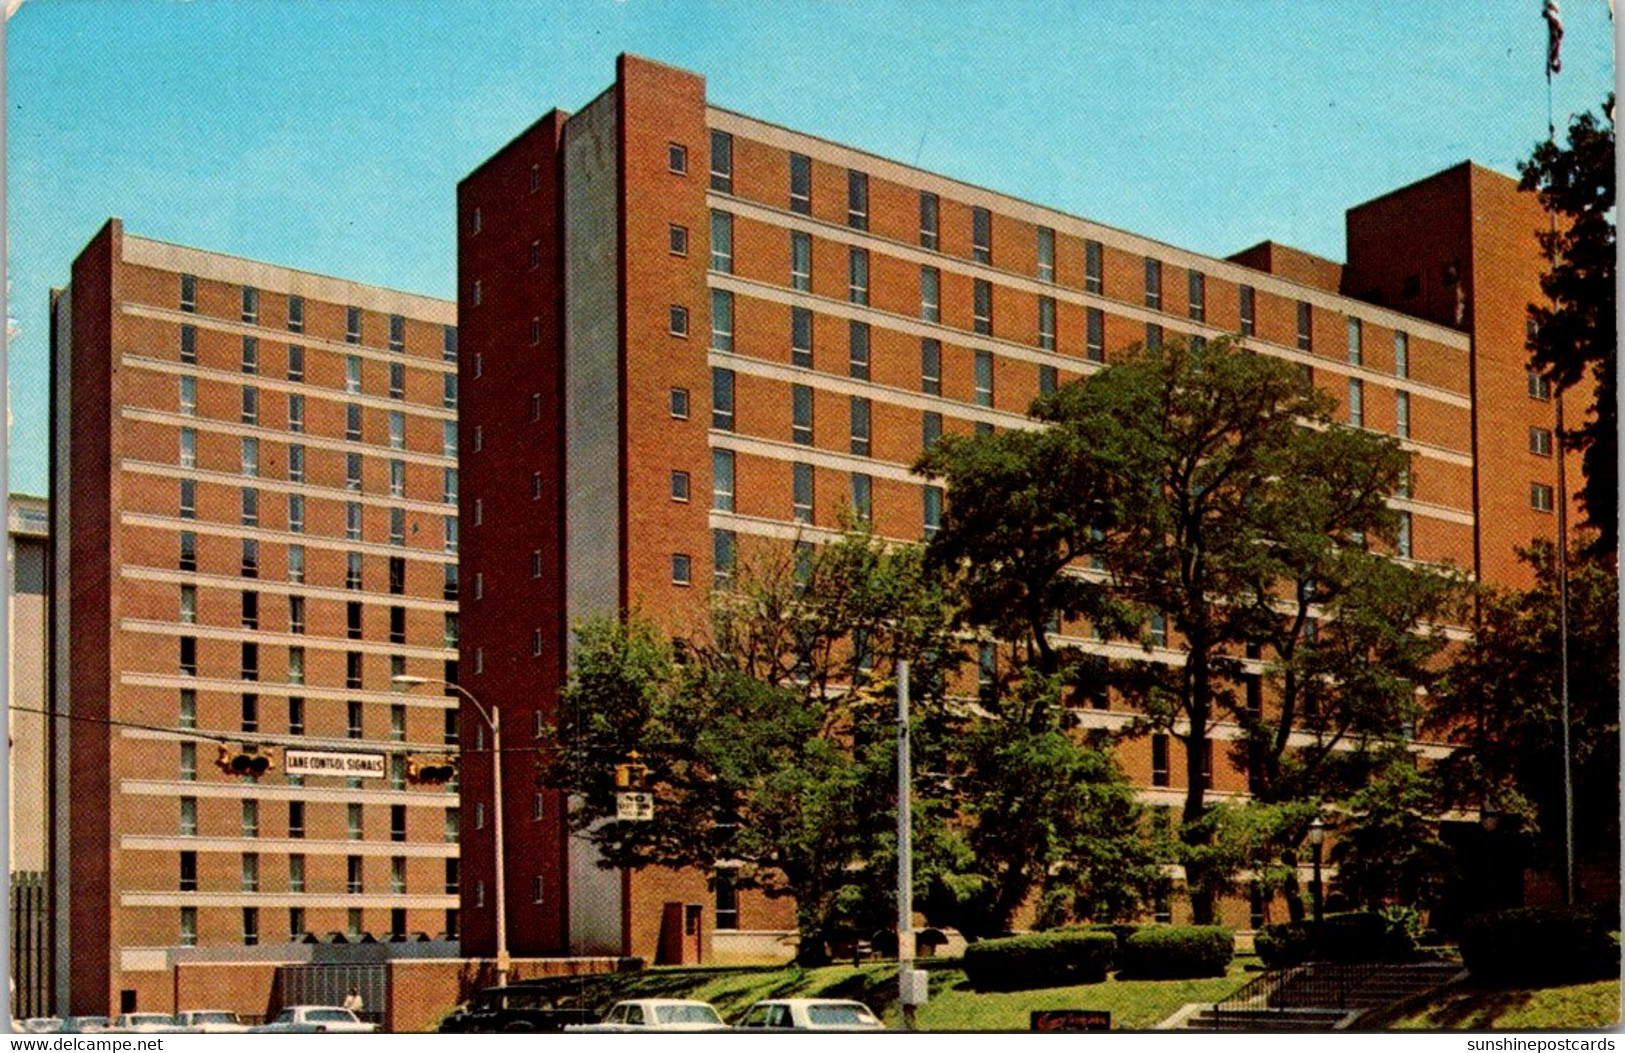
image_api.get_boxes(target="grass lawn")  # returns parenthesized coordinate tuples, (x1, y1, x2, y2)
(1392, 979, 1621, 1031)
(501, 956, 1262, 1032)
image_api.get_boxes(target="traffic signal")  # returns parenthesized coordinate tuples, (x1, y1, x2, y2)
(215, 744, 275, 777)
(406, 755, 457, 784)
(613, 751, 648, 790)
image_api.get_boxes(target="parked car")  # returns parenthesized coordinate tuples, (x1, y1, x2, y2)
(111, 1013, 191, 1033)
(175, 1010, 250, 1033)
(252, 1006, 376, 1033)
(735, 999, 885, 1031)
(565, 999, 727, 1032)
(19, 1017, 63, 1033)
(436, 986, 597, 1033)
(61, 1017, 112, 1033)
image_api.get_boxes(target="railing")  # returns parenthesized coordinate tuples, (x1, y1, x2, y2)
(1210, 961, 1384, 1024)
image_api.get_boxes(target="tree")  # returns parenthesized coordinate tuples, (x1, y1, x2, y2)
(1520, 96, 1616, 554)
(1432, 542, 1620, 877)
(543, 530, 961, 964)
(919, 337, 1456, 922)
(1329, 754, 1458, 913)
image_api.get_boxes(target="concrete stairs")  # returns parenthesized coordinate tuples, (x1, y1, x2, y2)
(1179, 961, 1466, 1031)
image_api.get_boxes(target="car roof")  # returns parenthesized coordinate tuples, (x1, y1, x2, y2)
(751, 999, 870, 1007)
(624, 999, 715, 1007)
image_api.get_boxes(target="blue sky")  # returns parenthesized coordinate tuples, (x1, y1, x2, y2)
(5, 0, 1616, 497)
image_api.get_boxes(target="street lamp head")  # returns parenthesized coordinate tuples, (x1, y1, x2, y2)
(392, 675, 430, 687)
(1308, 816, 1325, 846)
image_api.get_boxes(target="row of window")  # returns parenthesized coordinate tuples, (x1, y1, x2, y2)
(175, 377, 457, 458)
(178, 329, 457, 395)
(177, 480, 455, 552)
(177, 905, 459, 948)
(178, 851, 459, 898)
(177, 585, 457, 647)
(176, 686, 459, 744)
(176, 638, 453, 690)
(177, 532, 461, 598)
(178, 274, 455, 358)
(177, 796, 458, 841)
(177, 431, 459, 505)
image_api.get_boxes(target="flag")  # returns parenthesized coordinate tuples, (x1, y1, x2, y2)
(1543, 0, 1565, 75)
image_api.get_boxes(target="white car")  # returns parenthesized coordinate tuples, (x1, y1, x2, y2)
(111, 1013, 190, 1033)
(175, 1010, 250, 1033)
(62, 1017, 112, 1033)
(735, 999, 885, 1031)
(565, 999, 727, 1032)
(252, 1005, 376, 1034)
(19, 1017, 63, 1033)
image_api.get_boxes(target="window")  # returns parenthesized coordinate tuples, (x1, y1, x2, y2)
(790, 307, 813, 368)
(288, 393, 304, 433)
(180, 273, 197, 312)
(668, 142, 688, 174)
(242, 538, 259, 578)
(390, 507, 405, 546)
(1038, 296, 1056, 350)
(347, 551, 363, 589)
(669, 386, 691, 420)
(1530, 426, 1554, 456)
(346, 452, 363, 492)
(712, 449, 735, 511)
(923, 485, 943, 539)
(346, 305, 362, 344)
(388, 361, 405, 399)
(669, 304, 689, 337)
(179, 479, 197, 520)
(242, 908, 259, 947)
(850, 396, 871, 456)
(290, 596, 306, 635)
(1531, 483, 1555, 512)
(922, 411, 942, 451)
(241, 487, 259, 527)
(1201, 739, 1214, 790)
(1039, 364, 1058, 398)
(179, 531, 197, 572)
(709, 129, 732, 192)
(288, 295, 304, 332)
(241, 641, 259, 681)
(242, 335, 259, 374)
(1240, 286, 1256, 336)
(242, 852, 260, 893)
(178, 375, 197, 416)
(239, 691, 259, 733)
(710, 289, 734, 352)
(241, 589, 259, 629)
(179, 741, 196, 781)
(1085, 239, 1103, 294)
(241, 386, 258, 425)
(915, 191, 941, 250)
(386, 458, 404, 497)
(345, 402, 363, 442)
(443, 420, 457, 457)
(1146, 320, 1165, 346)
(443, 325, 458, 362)
(1144, 258, 1162, 309)
(179, 323, 197, 364)
(1396, 390, 1411, 439)
(288, 646, 304, 685)
(668, 223, 689, 257)
(971, 207, 992, 263)
(1348, 378, 1364, 428)
(444, 516, 459, 555)
(1347, 318, 1363, 365)
(178, 427, 197, 469)
(792, 463, 814, 523)
(847, 169, 868, 229)
(1394, 332, 1410, 377)
(1297, 301, 1313, 351)
(973, 279, 992, 335)
(849, 320, 870, 380)
(347, 855, 364, 893)
(1188, 270, 1205, 321)
(974, 350, 994, 407)
(1152, 734, 1170, 787)
(348, 600, 364, 640)
(670, 469, 691, 503)
(977, 641, 996, 698)
(389, 313, 405, 352)
(848, 247, 869, 305)
(179, 688, 197, 729)
(180, 796, 198, 836)
(346, 501, 362, 540)
(180, 850, 198, 892)
(242, 286, 259, 324)
(1528, 370, 1552, 400)
(242, 799, 259, 838)
(389, 411, 405, 450)
(921, 339, 942, 395)
(790, 231, 811, 292)
(920, 267, 940, 322)
(347, 651, 364, 690)
(288, 907, 306, 940)
(390, 856, 407, 895)
(789, 152, 811, 213)
(288, 444, 305, 483)
(345, 354, 364, 395)
(792, 384, 814, 444)
(710, 210, 733, 272)
(712, 367, 735, 430)
(712, 528, 737, 587)
(444, 466, 458, 504)
(851, 472, 872, 522)
(287, 544, 303, 583)
(671, 553, 693, 587)
(472, 280, 482, 306)
(1397, 512, 1413, 559)
(1298, 362, 1315, 396)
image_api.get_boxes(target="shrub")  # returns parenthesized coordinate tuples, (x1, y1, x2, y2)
(1254, 922, 1312, 968)
(961, 929, 1117, 991)
(1120, 926, 1234, 979)
(1460, 906, 1620, 986)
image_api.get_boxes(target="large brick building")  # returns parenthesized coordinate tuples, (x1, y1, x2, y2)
(455, 56, 1577, 966)
(49, 221, 462, 1016)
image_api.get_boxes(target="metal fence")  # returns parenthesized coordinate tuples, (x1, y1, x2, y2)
(271, 963, 387, 1030)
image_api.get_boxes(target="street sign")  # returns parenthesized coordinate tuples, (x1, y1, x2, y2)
(616, 791, 654, 820)
(284, 749, 386, 779)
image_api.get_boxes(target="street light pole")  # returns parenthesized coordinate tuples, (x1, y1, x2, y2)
(1308, 817, 1325, 931)
(394, 675, 509, 988)
(895, 660, 916, 1031)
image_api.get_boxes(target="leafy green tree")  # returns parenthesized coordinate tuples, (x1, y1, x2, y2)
(1432, 542, 1620, 875)
(1520, 97, 1616, 553)
(1329, 754, 1458, 912)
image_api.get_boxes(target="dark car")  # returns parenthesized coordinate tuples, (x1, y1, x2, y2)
(438, 987, 598, 1033)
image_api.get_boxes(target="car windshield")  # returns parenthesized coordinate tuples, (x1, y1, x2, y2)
(192, 1013, 238, 1024)
(806, 1004, 878, 1026)
(130, 1016, 174, 1025)
(307, 1010, 357, 1022)
(654, 1005, 721, 1025)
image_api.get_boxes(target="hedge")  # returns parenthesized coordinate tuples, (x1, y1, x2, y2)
(1254, 912, 1416, 967)
(1119, 925, 1234, 979)
(1460, 906, 1620, 986)
(961, 929, 1117, 991)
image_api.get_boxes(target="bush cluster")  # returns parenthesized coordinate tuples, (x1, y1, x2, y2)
(1460, 906, 1620, 986)
(961, 929, 1117, 991)
(1119, 926, 1234, 979)
(1253, 912, 1417, 967)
